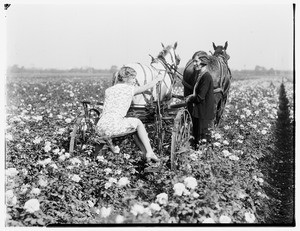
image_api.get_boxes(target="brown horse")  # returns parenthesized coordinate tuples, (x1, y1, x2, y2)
(182, 42, 232, 126)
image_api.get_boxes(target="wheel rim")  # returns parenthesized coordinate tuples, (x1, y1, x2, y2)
(171, 109, 192, 170)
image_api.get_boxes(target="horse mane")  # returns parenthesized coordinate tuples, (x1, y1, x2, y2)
(206, 55, 219, 72)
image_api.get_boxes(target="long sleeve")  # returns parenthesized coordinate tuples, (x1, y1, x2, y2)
(189, 73, 212, 104)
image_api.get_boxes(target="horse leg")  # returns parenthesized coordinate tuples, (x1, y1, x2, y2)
(214, 93, 223, 126)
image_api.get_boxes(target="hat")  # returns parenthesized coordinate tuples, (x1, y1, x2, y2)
(192, 51, 209, 65)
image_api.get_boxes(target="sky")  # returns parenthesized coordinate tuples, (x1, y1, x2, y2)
(3, 0, 295, 71)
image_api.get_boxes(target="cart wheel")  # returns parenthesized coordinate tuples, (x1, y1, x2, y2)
(89, 108, 100, 125)
(170, 108, 192, 170)
(69, 115, 92, 154)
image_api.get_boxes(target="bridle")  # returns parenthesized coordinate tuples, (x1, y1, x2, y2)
(150, 47, 182, 83)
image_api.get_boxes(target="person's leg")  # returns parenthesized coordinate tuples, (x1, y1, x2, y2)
(136, 120, 159, 162)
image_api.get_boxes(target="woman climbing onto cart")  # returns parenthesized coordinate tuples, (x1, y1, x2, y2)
(95, 66, 163, 164)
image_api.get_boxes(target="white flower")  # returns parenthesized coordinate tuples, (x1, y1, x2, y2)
(261, 130, 267, 135)
(38, 158, 52, 166)
(97, 155, 105, 162)
(57, 128, 65, 135)
(34, 116, 43, 121)
(39, 178, 48, 187)
(20, 184, 30, 194)
(59, 155, 66, 161)
(44, 144, 51, 152)
(253, 175, 258, 181)
(6, 168, 18, 178)
(149, 203, 161, 211)
(50, 163, 58, 169)
(240, 114, 245, 119)
(104, 168, 112, 175)
(257, 177, 264, 185)
(64, 152, 70, 158)
(6, 134, 13, 141)
(214, 133, 222, 139)
(115, 215, 125, 223)
(33, 136, 42, 144)
(113, 145, 120, 154)
(24, 199, 40, 213)
(30, 188, 41, 195)
(251, 124, 257, 129)
(71, 174, 81, 182)
(156, 193, 168, 205)
(191, 192, 200, 198)
(57, 115, 63, 119)
(21, 168, 28, 176)
(53, 148, 60, 154)
(173, 183, 186, 196)
(184, 177, 198, 190)
(117, 177, 130, 187)
(224, 125, 230, 130)
(124, 154, 130, 159)
(70, 157, 81, 166)
(219, 215, 232, 223)
(222, 150, 231, 157)
(229, 155, 240, 161)
(130, 204, 145, 216)
(202, 217, 215, 223)
(237, 191, 247, 199)
(189, 153, 197, 161)
(65, 118, 72, 123)
(244, 212, 256, 223)
(87, 200, 94, 208)
(223, 140, 229, 145)
(109, 177, 118, 184)
(183, 189, 191, 196)
(105, 182, 112, 189)
(213, 142, 221, 147)
(237, 139, 243, 143)
(6, 190, 17, 206)
(115, 169, 122, 175)
(144, 207, 152, 216)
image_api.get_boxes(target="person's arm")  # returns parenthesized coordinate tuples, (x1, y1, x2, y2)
(133, 75, 164, 95)
(188, 73, 212, 103)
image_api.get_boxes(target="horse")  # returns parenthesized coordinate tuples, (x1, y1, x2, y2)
(112, 42, 180, 106)
(182, 42, 232, 126)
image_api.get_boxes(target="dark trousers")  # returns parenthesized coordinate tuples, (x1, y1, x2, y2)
(191, 116, 213, 148)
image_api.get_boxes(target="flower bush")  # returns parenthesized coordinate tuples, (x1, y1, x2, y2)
(5, 75, 293, 225)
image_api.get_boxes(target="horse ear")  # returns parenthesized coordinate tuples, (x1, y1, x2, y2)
(213, 42, 217, 50)
(174, 42, 177, 49)
(224, 41, 228, 50)
(161, 43, 165, 48)
(149, 54, 155, 63)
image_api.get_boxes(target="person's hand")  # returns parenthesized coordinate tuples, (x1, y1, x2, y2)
(185, 94, 194, 103)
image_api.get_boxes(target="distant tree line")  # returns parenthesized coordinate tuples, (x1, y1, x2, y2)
(8, 64, 291, 77)
(7, 65, 118, 74)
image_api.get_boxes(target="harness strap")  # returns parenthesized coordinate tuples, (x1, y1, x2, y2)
(192, 71, 206, 96)
(136, 63, 151, 104)
(182, 79, 193, 90)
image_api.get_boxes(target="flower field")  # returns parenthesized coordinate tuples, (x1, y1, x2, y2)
(5, 74, 294, 226)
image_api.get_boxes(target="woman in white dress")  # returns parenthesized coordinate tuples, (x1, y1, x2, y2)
(96, 66, 163, 163)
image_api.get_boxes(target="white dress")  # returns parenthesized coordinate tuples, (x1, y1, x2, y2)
(95, 83, 140, 137)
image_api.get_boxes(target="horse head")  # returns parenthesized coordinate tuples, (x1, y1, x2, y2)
(155, 42, 180, 74)
(212, 41, 228, 56)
